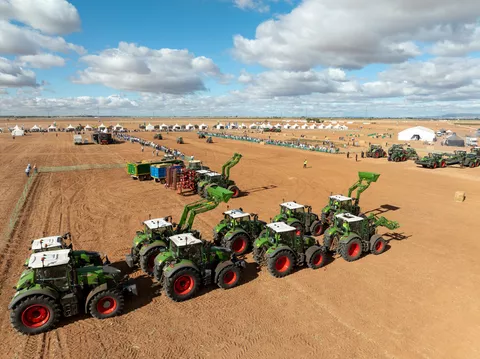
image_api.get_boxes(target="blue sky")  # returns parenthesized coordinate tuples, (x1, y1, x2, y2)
(1, 0, 480, 116)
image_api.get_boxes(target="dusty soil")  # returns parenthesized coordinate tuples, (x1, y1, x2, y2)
(0, 121, 479, 359)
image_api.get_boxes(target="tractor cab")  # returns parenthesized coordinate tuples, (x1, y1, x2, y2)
(334, 213, 366, 237)
(187, 160, 209, 171)
(30, 233, 72, 253)
(279, 202, 305, 218)
(143, 218, 174, 240)
(27, 249, 73, 291)
(327, 195, 354, 214)
(265, 222, 296, 247)
(203, 171, 223, 185)
(168, 233, 204, 262)
(223, 209, 250, 225)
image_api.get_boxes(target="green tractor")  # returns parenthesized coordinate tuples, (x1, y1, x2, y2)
(9, 249, 137, 335)
(206, 136, 213, 143)
(252, 222, 327, 278)
(415, 153, 447, 169)
(153, 233, 246, 302)
(197, 153, 242, 198)
(366, 144, 387, 158)
(323, 212, 399, 262)
(445, 150, 480, 168)
(126, 186, 233, 275)
(198, 132, 206, 139)
(154, 133, 163, 140)
(213, 209, 266, 255)
(177, 137, 184, 144)
(388, 145, 418, 162)
(319, 171, 380, 233)
(272, 201, 322, 236)
(187, 159, 209, 171)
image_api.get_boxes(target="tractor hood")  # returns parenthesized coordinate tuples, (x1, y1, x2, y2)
(72, 250, 104, 267)
(214, 222, 228, 234)
(13, 269, 34, 292)
(76, 265, 122, 285)
(133, 232, 149, 247)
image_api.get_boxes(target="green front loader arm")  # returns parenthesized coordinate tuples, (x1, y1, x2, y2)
(347, 171, 380, 205)
(373, 215, 400, 231)
(221, 153, 242, 180)
(177, 186, 234, 232)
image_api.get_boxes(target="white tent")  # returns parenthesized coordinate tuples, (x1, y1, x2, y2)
(283, 124, 291, 129)
(239, 123, 246, 129)
(199, 123, 208, 130)
(340, 125, 349, 130)
(66, 124, 75, 132)
(114, 123, 123, 130)
(12, 125, 24, 136)
(347, 121, 354, 124)
(333, 124, 341, 129)
(324, 124, 332, 129)
(31, 125, 40, 132)
(274, 123, 282, 129)
(216, 123, 225, 129)
(249, 124, 257, 129)
(160, 124, 168, 130)
(173, 124, 181, 130)
(398, 126, 435, 142)
(145, 123, 155, 131)
(301, 124, 309, 129)
(229, 123, 238, 129)
(317, 124, 325, 129)
(48, 124, 57, 132)
(291, 124, 300, 129)
(309, 124, 317, 129)
(102, 128, 109, 133)
(261, 123, 272, 129)
(98, 123, 106, 130)
(85, 124, 93, 131)
(186, 123, 195, 130)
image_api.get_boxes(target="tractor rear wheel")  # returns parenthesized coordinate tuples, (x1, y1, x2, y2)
(89, 289, 124, 319)
(226, 233, 250, 255)
(432, 162, 437, 169)
(164, 267, 200, 302)
(227, 185, 240, 198)
(470, 162, 475, 168)
(306, 246, 327, 269)
(402, 156, 406, 161)
(371, 236, 387, 255)
(216, 264, 241, 289)
(140, 247, 163, 276)
(441, 161, 447, 168)
(310, 221, 324, 236)
(290, 221, 304, 236)
(10, 295, 61, 335)
(339, 237, 363, 262)
(267, 250, 295, 278)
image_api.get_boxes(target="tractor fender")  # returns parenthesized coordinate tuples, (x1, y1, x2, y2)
(84, 283, 109, 313)
(224, 229, 250, 242)
(265, 245, 294, 258)
(339, 233, 360, 244)
(8, 288, 59, 310)
(253, 235, 270, 249)
(369, 234, 383, 250)
(138, 240, 168, 257)
(214, 260, 235, 283)
(164, 260, 200, 278)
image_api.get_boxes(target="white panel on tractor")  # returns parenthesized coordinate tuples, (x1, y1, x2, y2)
(267, 222, 296, 233)
(205, 172, 221, 177)
(144, 218, 173, 229)
(169, 233, 202, 247)
(31, 236, 63, 251)
(335, 213, 364, 223)
(196, 170, 210, 174)
(330, 195, 352, 202)
(224, 209, 250, 218)
(28, 249, 71, 269)
(280, 202, 304, 210)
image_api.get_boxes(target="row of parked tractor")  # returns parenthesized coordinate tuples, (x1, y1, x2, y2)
(367, 144, 480, 169)
(9, 171, 400, 335)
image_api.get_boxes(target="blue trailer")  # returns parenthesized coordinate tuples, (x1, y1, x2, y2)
(150, 164, 183, 183)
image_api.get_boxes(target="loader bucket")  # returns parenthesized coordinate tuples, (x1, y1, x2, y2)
(207, 185, 234, 203)
(358, 171, 380, 182)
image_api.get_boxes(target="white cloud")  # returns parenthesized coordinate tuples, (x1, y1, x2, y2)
(0, 0, 80, 35)
(73, 42, 230, 94)
(0, 57, 37, 87)
(18, 53, 66, 68)
(430, 24, 480, 56)
(233, 0, 270, 12)
(233, 0, 480, 70)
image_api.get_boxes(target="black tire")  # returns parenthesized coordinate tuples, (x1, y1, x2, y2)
(306, 246, 327, 269)
(140, 247, 164, 276)
(216, 264, 241, 289)
(89, 289, 124, 319)
(339, 237, 363, 262)
(310, 220, 324, 236)
(227, 185, 240, 198)
(371, 237, 386, 255)
(164, 267, 200, 302)
(267, 249, 295, 278)
(10, 295, 61, 335)
(225, 233, 250, 255)
(290, 221, 304, 236)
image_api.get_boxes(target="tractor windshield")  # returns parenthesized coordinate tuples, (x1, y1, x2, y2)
(35, 264, 70, 291)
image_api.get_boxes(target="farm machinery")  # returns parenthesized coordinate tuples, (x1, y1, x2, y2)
(197, 153, 242, 198)
(253, 222, 327, 278)
(154, 133, 163, 140)
(153, 233, 246, 302)
(126, 186, 233, 275)
(366, 144, 387, 158)
(177, 137, 184, 144)
(444, 151, 480, 168)
(9, 248, 137, 335)
(272, 202, 322, 236)
(213, 209, 266, 255)
(323, 212, 399, 262)
(415, 153, 447, 169)
(388, 144, 418, 161)
(127, 158, 184, 180)
(206, 136, 213, 143)
(198, 132, 206, 139)
(319, 171, 380, 233)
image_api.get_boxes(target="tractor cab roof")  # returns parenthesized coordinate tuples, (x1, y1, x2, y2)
(335, 213, 364, 223)
(280, 202, 304, 210)
(224, 209, 250, 218)
(329, 195, 352, 202)
(196, 169, 210, 174)
(144, 218, 173, 229)
(205, 172, 221, 177)
(189, 160, 202, 164)
(28, 249, 71, 269)
(31, 236, 63, 250)
(267, 222, 296, 233)
(169, 233, 202, 247)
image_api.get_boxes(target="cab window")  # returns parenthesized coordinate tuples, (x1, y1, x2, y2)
(35, 265, 70, 291)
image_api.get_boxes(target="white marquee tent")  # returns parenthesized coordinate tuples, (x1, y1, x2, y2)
(66, 124, 75, 132)
(249, 124, 257, 129)
(85, 124, 93, 131)
(173, 124, 181, 130)
(114, 123, 123, 130)
(48, 124, 57, 132)
(283, 124, 291, 129)
(291, 124, 300, 129)
(239, 123, 246, 129)
(186, 123, 195, 130)
(309, 124, 317, 129)
(199, 123, 208, 130)
(12, 125, 24, 136)
(216, 123, 225, 129)
(160, 124, 168, 130)
(30, 125, 40, 132)
(398, 126, 435, 141)
(98, 123, 106, 130)
(145, 123, 155, 131)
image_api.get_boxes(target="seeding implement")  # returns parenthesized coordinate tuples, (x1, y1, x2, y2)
(323, 212, 399, 262)
(272, 202, 322, 236)
(415, 153, 447, 169)
(127, 159, 183, 181)
(253, 222, 327, 278)
(366, 144, 387, 158)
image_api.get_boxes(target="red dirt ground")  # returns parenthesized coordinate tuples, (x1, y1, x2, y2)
(0, 121, 479, 359)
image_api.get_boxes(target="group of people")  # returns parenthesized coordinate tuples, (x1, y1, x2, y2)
(116, 134, 190, 160)
(25, 164, 37, 177)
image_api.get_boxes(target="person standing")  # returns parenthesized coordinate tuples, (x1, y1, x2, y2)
(303, 159, 307, 168)
(33, 164, 37, 174)
(355, 154, 358, 162)
(347, 151, 350, 158)
(25, 166, 30, 177)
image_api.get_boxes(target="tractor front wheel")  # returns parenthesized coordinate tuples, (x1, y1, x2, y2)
(253, 244, 267, 265)
(267, 250, 295, 278)
(310, 221, 324, 236)
(140, 247, 163, 276)
(371, 237, 387, 255)
(164, 267, 200, 302)
(306, 246, 327, 269)
(339, 237, 363, 262)
(227, 185, 240, 198)
(10, 295, 61, 335)
(227, 234, 250, 255)
(217, 264, 241, 289)
(89, 289, 125, 319)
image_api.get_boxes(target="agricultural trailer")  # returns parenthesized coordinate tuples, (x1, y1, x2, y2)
(444, 151, 480, 168)
(126, 159, 184, 180)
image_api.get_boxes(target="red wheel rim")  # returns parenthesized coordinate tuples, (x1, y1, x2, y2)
(233, 188, 239, 197)
(312, 253, 323, 266)
(314, 225, 322, 236)
(21, 305, 50, 328)
(433, 163, 437, 168)
(275, 255, 291, 272)
(174, 275, 194, 295)
(97, 297, 117, 315)
(375, 240, 384, 252)
(295, 227, 301, 236)
(348, 242, 360, 257)
(232, 237, 247, 254)
(223, 270, 237, 285)
(442, 161, 446, 168)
